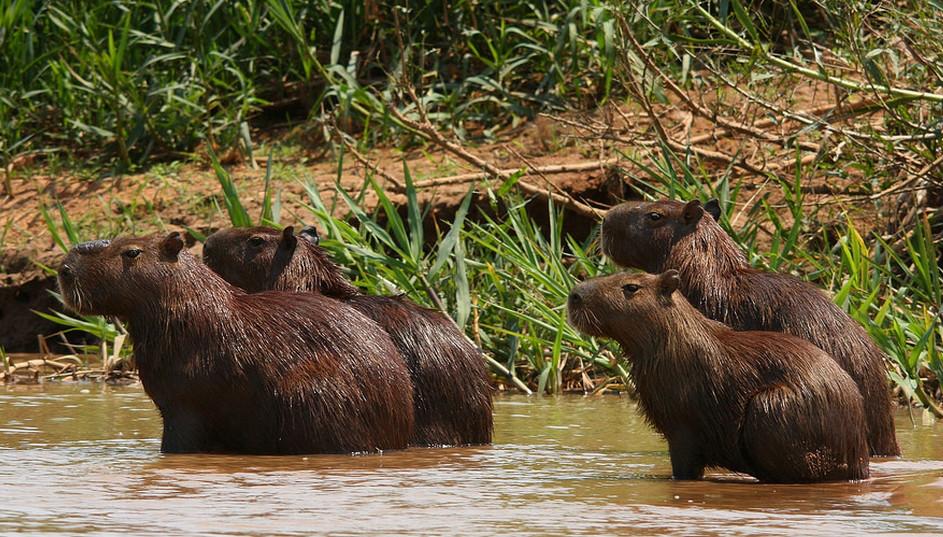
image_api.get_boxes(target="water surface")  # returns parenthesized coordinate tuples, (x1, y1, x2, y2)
(1, 384, 942, 536)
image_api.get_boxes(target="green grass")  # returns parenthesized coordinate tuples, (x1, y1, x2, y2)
(295, 162, 628, 394)
(1, 0, 624, 170)
(3, 1, 939, 171)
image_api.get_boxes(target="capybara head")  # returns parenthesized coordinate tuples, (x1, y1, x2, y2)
(58, 233, 187, 317)
(202, 226, 292, 293)
(202, 225, 356, 296)
(567, 270, 680, 340)
(601, 199, 721, 272)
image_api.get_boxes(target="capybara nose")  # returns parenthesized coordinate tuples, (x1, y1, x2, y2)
(74, 239, 111, 255)
(60, 264, 74, 279)
(568, 290, 583, 308)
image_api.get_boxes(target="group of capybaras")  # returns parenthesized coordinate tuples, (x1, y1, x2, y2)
(57, 197, 899, 484)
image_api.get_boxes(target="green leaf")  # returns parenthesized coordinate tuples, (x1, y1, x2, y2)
(403, 161, 423, 262)
(730, 0, 761, 45)
(336, 183, 401, 254)
(497, 170, 525, 197)
(331, 8, 344, 66)
(454, 236, 471, 330)
(537, 363, 551, 396)
(185, 226, 207, 243)
(260, 152, 275, 226)
(431, 186, 474, 278)
(39, 203, 67, 253)
(209, 149, 251, 227)
(367, 175, 410, 256)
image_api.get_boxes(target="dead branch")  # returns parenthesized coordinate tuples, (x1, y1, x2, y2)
(332, 128, 406, 192)
(387, 107, 604, 219)
(664, 133, 789, 178)
(415, 159, 618, 188)
(867, 153, 943, 202)
(619, 21, 822, 153)
(503, 146, 567, 195)
(616, 40, 795, 182)
(732, 153, 819, 180)
(702, 63, 931, 163)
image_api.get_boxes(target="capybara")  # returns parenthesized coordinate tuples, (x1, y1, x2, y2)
(601, 198, 899, 457)
(203, 225, 493, 447)
(57, 233, 414, 454)
(567, 270, 870, 483)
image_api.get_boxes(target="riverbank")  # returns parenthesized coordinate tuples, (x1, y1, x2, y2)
(1, 1, 940, 403)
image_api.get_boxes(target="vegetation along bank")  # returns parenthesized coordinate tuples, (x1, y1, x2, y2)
(0, 1, 940, 412)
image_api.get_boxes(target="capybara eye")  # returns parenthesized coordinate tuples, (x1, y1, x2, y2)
(123, 249, 142, 259)
(622, 283, 640, 294)
(248, 236, 265, 247)
(648, 212, 662, 221)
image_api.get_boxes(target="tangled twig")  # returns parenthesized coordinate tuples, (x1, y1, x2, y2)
(414, 159, 618, 189)
(387, 106, 605, 219)
(331, 126, 406, 192)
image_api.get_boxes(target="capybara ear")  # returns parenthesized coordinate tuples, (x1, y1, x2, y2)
(659, 269, 681, 297)
(279, 226, 298, 254)
(299, 226, 320, 245)
(682, 200, 704, 226)
(160, 232, 185, 260)
(704, 198, 722, 221)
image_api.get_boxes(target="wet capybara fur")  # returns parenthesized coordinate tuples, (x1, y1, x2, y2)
(58, 233, 414, 455)
(567, 271, 870, 483)
(601, 199, 899, 457)
(203, 226, 493, 447)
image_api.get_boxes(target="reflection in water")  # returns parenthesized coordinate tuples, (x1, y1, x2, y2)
(1, 384, 942, 536)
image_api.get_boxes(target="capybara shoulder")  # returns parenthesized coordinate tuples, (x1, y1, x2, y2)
(58, 233, 414, 454)
(601, 199, 899, 457)
(203, 225, 494, 447)
(567, 270, 870, 483)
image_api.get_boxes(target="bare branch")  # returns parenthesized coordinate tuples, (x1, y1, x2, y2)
(387, 106, 605, 219)
(415, 160, 618, 188)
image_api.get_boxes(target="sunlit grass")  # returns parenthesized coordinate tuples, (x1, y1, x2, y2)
(0, 1, 623, 168)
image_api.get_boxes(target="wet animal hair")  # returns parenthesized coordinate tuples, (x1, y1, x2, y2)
(600, 198, 899, 457)
(203, 226, 493, 447)
(58, 233, 414, 454)
(203, 226, 357, 297)
(567, 271, 870, 483)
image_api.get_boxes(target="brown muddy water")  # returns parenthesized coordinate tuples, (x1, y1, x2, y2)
(1, 385, 942, 536)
